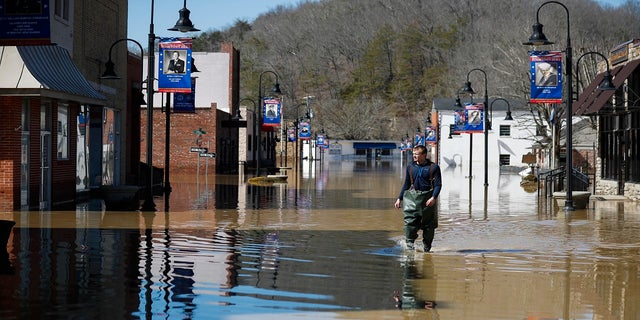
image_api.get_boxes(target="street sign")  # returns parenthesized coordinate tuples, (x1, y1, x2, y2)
(199, 153, 216, 158)
(190, 147, 207, 153)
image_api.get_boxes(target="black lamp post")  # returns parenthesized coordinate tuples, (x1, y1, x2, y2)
(461, 68, 489, 187)
(101, 38, 145, 189)
(576, 51, 616, 92)
(491, 98, 514, 122)
(232, 98, 257, 174)
(136, 0, 199, 212)
(256, 71, 282, 176)
(523, 0, 574, 210)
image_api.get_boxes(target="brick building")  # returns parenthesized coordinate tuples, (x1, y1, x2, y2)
(140, 43, 241, 176)
(0, 1, 127, 211)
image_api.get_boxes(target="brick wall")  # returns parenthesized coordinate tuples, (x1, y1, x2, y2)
(141, 104, 218, 174)
(0, 97, 22, 211)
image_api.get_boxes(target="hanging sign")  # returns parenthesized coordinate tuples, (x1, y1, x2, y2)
(453, 109, 466, 133)
(173, 77, 196, 113)
(530, 50, 563, 104)
(262, 97, 281, 127)
(0, 0, 51, 45)
(425, 126, 437, 143)
(299, 121, 311, 140)
(287, 127, 296, 142)
(464, 103, 484, 133)
(158, 39, 192, 93)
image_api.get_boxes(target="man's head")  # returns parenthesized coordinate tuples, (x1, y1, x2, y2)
(412, 145, 428, 163)
(172, 51, 180, 59)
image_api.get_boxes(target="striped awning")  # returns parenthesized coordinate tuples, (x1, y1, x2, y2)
(0, 45, 105, 104)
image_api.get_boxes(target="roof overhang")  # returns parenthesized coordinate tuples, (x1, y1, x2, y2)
(0, 45, 106, 105)
(574, 59, 640, 116)
(353, 142, 398, 149)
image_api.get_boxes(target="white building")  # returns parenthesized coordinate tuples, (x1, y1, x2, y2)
(432, 98, 535, 181)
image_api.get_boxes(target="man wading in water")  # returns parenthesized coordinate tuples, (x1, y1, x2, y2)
(394, 145, 442, 252)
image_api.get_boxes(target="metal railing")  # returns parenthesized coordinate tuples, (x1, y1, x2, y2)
(538, 167, 590, 198)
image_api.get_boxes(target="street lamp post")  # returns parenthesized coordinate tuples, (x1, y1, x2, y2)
(256, 71, 282, 176)
(101, 38, 145, 188)
(490, 98, 515, 122)
(523, 1, 574, 210)
(137, 0, 198, 212)
(575, 52, 616, 94)
(461, 68, 489, 187)
(232, 98, 257, 174)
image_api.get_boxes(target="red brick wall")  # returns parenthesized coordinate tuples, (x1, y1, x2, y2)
(0, 97, 79, 211)
(140, 105, 217, 174)
(0, 97, 22, 211)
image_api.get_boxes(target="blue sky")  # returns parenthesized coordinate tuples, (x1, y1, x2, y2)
(127, 0, 310, 44)
(127, 0, 628, 45)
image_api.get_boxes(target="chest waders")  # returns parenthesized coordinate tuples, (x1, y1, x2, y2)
(402, 164, 438, 250)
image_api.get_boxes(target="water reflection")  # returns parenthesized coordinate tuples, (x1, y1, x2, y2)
(0, 158, 639, 319)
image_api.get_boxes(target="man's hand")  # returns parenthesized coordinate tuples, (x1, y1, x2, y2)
(426, 197, 436, 207)
(394, 199, 401, 209)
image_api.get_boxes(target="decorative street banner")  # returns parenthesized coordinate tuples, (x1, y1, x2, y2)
(425, 126, 437, 143)
(415, 133, 424, 146)
(173, 77, 196, 113)
(262, 97, 281, 127)
(322, 138, 329, 149)
(529, 50, 563, 104)
(453, 109, 466, 133)
(158, 39, 192, 93)
(299, 121, 311, 140)
(464, 103, 484, 133)
(0, 0, 51, 45)
(287, 127, 296, 142)
(317, 134, 325, 146)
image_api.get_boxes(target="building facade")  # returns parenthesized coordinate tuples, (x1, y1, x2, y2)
(0, 0, 127, 211)
(575, 39, 640, 200)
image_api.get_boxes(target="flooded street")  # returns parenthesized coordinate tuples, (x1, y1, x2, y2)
(1, 158, 640, 320)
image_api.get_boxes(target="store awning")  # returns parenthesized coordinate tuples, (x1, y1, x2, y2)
(574, 59, 640, 116)
(0, 45, 106, 105)
(353, 142, 397, 149)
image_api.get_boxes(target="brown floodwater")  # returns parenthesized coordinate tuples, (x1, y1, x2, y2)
(1, 158, 639, 320)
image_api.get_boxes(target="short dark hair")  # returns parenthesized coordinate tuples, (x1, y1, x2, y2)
(413, 145, 427, 154)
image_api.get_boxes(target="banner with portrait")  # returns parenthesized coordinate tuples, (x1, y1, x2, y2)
(262, 97, 281, 127)
(299, 121, 311, 140)
(453, 109, 466, 133)
(529, 51, 563, 104)
(424, 126, 437, 143)
(414, 133, 424, 146)
(158, 39, 192, 93)
(287, 127, 296, 142)
(464, 103, 484, 133)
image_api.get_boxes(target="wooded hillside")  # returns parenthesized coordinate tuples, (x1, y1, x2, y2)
(193, 0, 640, 140)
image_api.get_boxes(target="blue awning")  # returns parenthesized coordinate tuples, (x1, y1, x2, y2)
(14, 45, 106, 104)
(353, 142, 397, 149)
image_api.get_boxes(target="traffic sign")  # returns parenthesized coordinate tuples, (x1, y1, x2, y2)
(199, 152, 216, 158)
(190, 147, 207, 153)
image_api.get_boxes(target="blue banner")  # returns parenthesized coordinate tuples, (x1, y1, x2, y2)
(262, 97, 281, 127)
(173, 78, 196, 113)
(158, 40, 192, 93)
(530, 51, 563, 104)
(317, 134, 325, 146)
(453, 109, 466, 133)
(0, 0, 51, 45)
(464, 103, 484, 133)
(425, 126, 437, 143)
(287, 127, 296, 142)
(299, 121, 311, 140)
